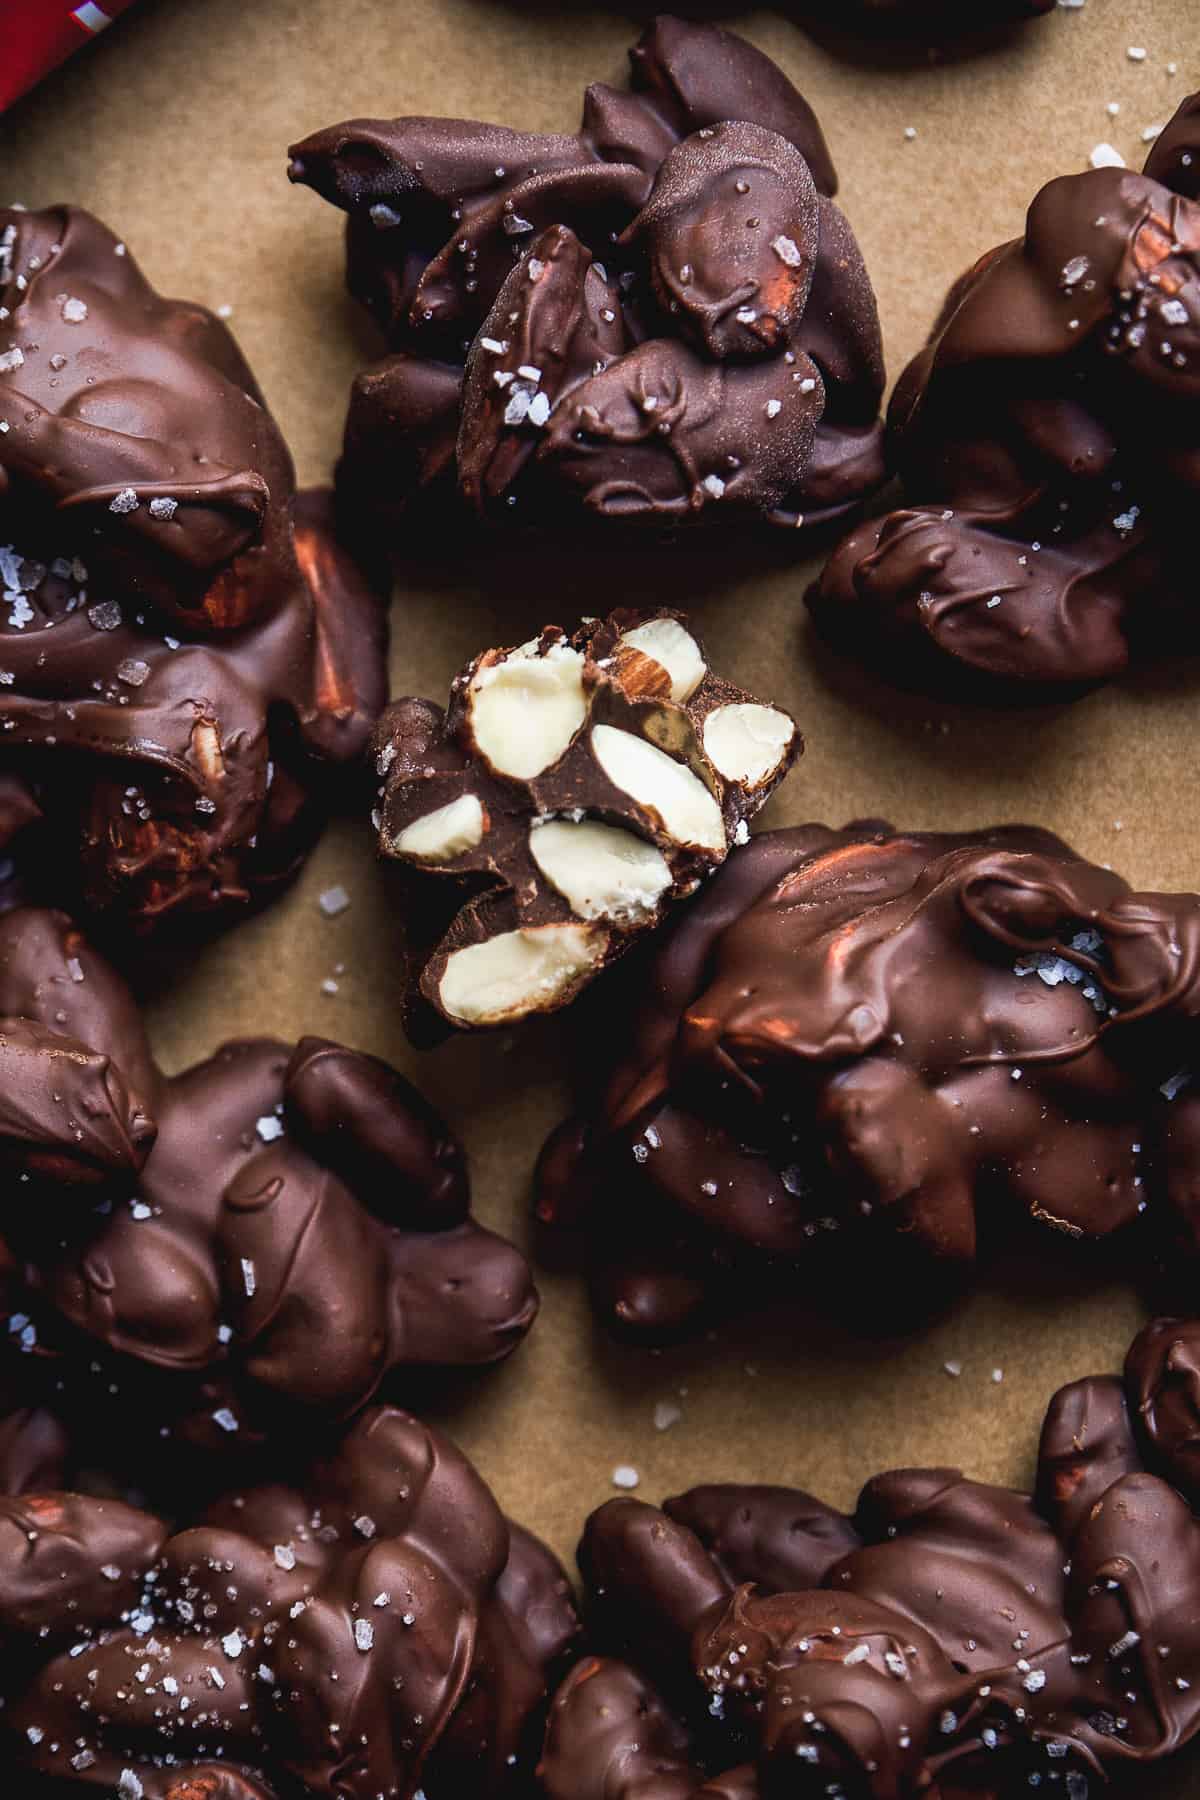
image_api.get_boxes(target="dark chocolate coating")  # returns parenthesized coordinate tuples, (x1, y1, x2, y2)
(374, 608, 799, 1040)
(537, 822, 1200, 1343)
(0, 907, 537, 1450)
(0, 1404, 578, 1799)
(541, 1316, 1200, 1798)
(0, 205, 387, 940)
(810, 94, 1200, 696)
(289, 16, 884, 544)
(801, 0, 1052, 25)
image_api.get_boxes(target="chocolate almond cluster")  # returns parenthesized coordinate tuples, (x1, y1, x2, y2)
(373, 609, 799, 1036)
(0, 1404, 578, 1798)
(0, 908, 537, 1450)
(541, 1314, 1200, 1799)
(0, 205, 387, 941)
(810, 94, 1200, 694)
(538, 822, 1200, 1341)
(289, 15, 885, 542)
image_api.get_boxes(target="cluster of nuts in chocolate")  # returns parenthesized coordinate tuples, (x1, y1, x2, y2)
(0, 205, 387, 942)
(538, 821, 1200, 1342)
(288, 15, 885, 542)
(542, 1313, 1200, 1798)
(0, 1402, 578, 1799)
(373, 608, 798, 1037)
(0, 907, 538, 1451)
(810, 92, 1200, 694)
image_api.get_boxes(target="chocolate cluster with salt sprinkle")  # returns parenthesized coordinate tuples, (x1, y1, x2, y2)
(540, 1313, 1200, 1800)
(536, 821, 1200, 1344)
(809, 92, 1200, 697)
(373, 608, 799, 1040)
(0, 1404, 578, 1799)
(0, 907, 537, 1454)
(287, 15, 885, 545)
(0, 205, 387, 943)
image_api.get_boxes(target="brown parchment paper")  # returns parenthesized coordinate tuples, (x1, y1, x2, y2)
(3, 1, 1200, 1786)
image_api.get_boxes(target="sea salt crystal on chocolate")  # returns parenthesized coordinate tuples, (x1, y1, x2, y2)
(86, 601, 122, 631)
(109, 488, 140, 515)
(771, 235, 803, 268)
(319, 885, 350, 917)
(0, 348, 25, 373)
(355, 1619, 374, 1652)
(212, 1407, 239, 1432)
(274, 1544, 296, 1570)
(369, 203, 402, 229)
(611, 1464, 640, 1489)
(116, 659, 150, 688)
(61, 297, 88, 323)
(148, 497, 178, 521)
(255, 1115, 284, 1143)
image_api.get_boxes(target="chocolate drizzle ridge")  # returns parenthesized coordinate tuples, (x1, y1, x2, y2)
(0, 906, 538, 1451)
(0, 1405, 578, 1799)
(540, 1314, 1200, 1798)
(0, 205, 387, 940)
(809, 95, 1200, 696)
(536, 822, 1200, 1344)
(288, 15, 884, 545)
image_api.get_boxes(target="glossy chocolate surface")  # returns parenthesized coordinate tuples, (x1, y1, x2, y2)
(0, 206, 387, 940)
(0, 907, 537, 1450)
(0, 1406, 578, 1799)
(537, 822, 1200, 1342)
(542, 1314, 1200, 1798)
(289, 16, 884, 544)
(810, 94, 1200, 695)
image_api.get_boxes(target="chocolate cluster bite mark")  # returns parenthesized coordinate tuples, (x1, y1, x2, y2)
(373, 609, 799, 1037)
(288, 15, 885, 544)
(540, 1314, 1200, 1798)
(0, 205, 387, 940)
(809, 93, 1200, 695)
(0, 907, 537, 1449)
(0, 1404, 578, 1799)
(537, 821, 1200, 1343)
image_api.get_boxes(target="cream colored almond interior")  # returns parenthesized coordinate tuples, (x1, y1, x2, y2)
(591, 724, 725, 851)
(438, 923, 607, 1024)
(703, 704, 794, 787)
(468, 643, 587, 780)
(617, 618, 706, 703)
(530, 818, 672, 922)
(393, 794, 485, 862)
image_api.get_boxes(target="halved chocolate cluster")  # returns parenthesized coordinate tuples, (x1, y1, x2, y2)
(373, 609, 799, 1036)
(0, 205, 387, 940)
(289, 16, 885, 543)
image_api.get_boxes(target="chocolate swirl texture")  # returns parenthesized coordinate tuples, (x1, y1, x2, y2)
(541, 1314, 1200, 1799)
(0, 1404, 578, 1799)
(537, 822, 1200, 1343)
(809, 95, 1200, 695)
(0, 205, 387, 939)
(0, 907, 537, 1450)
(288, 15, 884, 543)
